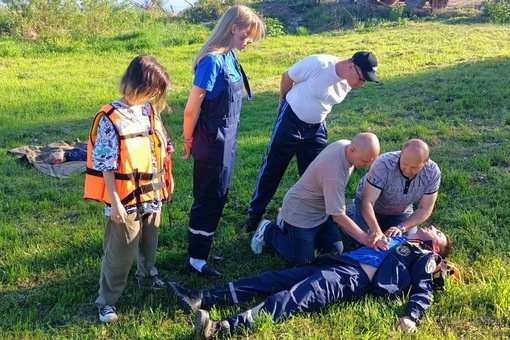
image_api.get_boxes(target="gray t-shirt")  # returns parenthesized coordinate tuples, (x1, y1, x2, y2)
(355, 151, 441, 215)
(281, 140, 354, 228)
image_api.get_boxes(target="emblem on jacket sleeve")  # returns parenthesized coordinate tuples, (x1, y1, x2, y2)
(425, 256, 436, 274)
(396, 245, 411, 256)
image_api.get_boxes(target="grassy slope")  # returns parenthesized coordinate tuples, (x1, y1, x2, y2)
(0, 20, 509, 339)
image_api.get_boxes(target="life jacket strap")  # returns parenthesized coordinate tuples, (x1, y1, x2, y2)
(120, 182, 166, 206)
(85, 167, 165, 181)
(119, 129, 154, 140)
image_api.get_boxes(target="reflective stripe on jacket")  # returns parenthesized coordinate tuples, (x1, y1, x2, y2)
(83, 104, 174, 206)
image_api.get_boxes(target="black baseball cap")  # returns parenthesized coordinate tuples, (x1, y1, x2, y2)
(351, 51, 379, 83)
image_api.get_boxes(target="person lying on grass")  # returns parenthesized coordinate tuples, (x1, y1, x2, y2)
(48, 145, 87, 164)
(168, 225, 452, 339)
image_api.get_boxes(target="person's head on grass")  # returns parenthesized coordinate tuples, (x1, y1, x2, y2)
(408, 224, 451, 258)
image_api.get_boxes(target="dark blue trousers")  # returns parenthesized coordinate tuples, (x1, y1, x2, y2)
(248, 101, 328, 221)
(203, 262, 371, 331)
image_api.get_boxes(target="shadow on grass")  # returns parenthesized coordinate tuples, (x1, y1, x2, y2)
(1, 55, 510, 335)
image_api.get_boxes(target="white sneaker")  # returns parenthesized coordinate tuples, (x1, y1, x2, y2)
(251, 219, 271, 254)
(99, 305, 118, 323)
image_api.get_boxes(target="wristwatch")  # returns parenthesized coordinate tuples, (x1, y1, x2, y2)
(396, 224, 405, 232)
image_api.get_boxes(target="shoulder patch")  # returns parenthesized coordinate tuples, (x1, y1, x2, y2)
(426, 257, 436, 274)
(396, 245, 411, 257)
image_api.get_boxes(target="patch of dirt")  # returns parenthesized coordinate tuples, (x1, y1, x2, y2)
(255, 0, 485, 34)
(257, 0, 484, 19)
(256, 3, 303, 31)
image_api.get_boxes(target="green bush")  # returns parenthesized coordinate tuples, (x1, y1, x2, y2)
(295, 26, 309, 35)
(483, 0, 510, 23)
(0, 0, 143, 40)
(0, 0, 213, 54)
(265, 16, 285, 36)
(301, 4, 360, 32)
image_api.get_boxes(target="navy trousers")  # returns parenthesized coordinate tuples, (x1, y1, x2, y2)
(249, 101, 328, 221)
(203, 261, 371, 331)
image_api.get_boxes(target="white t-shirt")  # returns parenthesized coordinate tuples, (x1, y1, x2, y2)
(281, 140, 354, 228)
(286, 55, 352, 124)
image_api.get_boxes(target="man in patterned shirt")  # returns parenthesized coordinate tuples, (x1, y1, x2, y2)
(348, 139, 441, 243)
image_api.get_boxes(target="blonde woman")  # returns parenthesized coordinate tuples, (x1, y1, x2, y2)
(181, 5, 265, 279)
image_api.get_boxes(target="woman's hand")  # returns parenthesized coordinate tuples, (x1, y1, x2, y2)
(181, 136, 193, 160)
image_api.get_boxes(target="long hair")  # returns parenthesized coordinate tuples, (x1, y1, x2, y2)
(118, 55, 170, 113)
(192, 5, 265, 72)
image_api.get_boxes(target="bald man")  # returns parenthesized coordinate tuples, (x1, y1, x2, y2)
(250, 133, 385, 266)
(348, 139, 441, 245)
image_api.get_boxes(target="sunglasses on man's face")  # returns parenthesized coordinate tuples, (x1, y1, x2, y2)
(354, 65, 366, 83)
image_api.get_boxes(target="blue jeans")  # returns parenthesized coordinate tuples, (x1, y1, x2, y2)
(264, 216, 343, 266)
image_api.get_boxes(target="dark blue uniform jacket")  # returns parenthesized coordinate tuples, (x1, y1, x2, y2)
(370, 240, 441, 321)
(314, 239, 442, 322)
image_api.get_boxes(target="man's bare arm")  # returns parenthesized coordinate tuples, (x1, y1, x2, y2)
(385, 192, 438, 236)
(278, 71, 294, 109)
(360, 182, 386, 244)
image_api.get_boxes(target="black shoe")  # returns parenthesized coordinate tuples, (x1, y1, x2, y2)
(167, 281, 204, 314)
(245, 216, 261, 232)
(194, 309, 230, 340)
(187, 263, 222, 280)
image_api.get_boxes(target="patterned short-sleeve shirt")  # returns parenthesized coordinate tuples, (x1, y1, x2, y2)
(355, 151, 441, 215)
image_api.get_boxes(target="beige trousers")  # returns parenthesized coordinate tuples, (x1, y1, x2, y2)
(95, 212, 161, 307)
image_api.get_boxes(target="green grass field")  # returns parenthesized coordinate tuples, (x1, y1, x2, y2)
(0, 17, 510, 339)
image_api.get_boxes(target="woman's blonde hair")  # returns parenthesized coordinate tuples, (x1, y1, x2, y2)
(118, 55, 171, 113)
(192, 5, 265, 71)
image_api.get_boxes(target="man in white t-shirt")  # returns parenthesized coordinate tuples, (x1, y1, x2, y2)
(246, 52, 380, 232)
(250, 132, 388, 266)
(348, 139, 441, 244)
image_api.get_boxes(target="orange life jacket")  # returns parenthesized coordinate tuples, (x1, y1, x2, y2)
(83, 104, 174, 206)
